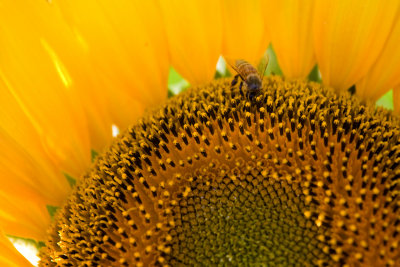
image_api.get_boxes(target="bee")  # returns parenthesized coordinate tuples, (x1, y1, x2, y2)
(227, 55, 269, 100)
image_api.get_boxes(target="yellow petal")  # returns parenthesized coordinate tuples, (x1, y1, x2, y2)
(0, 1, 92, 183)
(313, 0, 400, 91)
(0, 66, 83, 239)
(221, 0, 268, 66)
(263, 0, 316, 79)
(53, 0, 170, 133)
(394, 86, 400, 115)
(0, 173, 51, 240)
(0, 0, 169, 240)
(355, 10, 400, 101)
(160, 0, 222, 85)
(0, 233, 32, 267)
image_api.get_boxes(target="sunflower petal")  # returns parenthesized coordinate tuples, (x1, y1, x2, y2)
(0, 72, 81, 240)
(53, 0, 170, 133)
(263, 0, 316, 79)
(355, 9, 400, 101)
(0, 2, 92, 179)
(160, 0, 222, 85)
(0, 233, 31, 267)
(0, 175, 51, 240)
(0, 0, 169, 241)
(221, 0, 268, 66)
(313, 0, 400, 91)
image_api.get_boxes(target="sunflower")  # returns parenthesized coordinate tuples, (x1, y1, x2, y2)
(1, 0, 400, 266)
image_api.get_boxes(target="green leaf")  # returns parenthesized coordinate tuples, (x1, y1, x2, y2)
(38, 241, 46, 248)
(264, 45, 283, 76)
(215, 56, 230, 79)
(46, 205, 60, 220)
(308, 65, 322, 83)
(7, 235, 45, 249)
(91, 149, 98, 163)
(168, 66, 184, 84)
(64, 172, 76, 187)
(168, 89, 175, 98)
(214, 70, 225, 79)
(168, 67, 190, 96)
(348, 85, 356, 95)
(376, 89, 394, 110)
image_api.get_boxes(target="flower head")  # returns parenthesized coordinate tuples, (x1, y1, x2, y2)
(41, 77, 400, 265)
(1, 0, 400, 265)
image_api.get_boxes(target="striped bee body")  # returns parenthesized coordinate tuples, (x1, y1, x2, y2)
(228, 57, 268, 100)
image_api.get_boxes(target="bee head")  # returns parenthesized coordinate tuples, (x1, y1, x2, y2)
(247, 76, 262, 91)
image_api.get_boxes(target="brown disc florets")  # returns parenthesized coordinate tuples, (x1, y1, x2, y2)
(40, 76, 400, 266)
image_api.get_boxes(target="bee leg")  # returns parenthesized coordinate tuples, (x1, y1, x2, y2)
(239, 81, 244, 96)
(247, 91, 254, 101)
(247, 90, 259, 101)
(231, 74, 239, 87)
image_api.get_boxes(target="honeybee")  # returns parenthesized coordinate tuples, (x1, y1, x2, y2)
(227, 55, 269, 100)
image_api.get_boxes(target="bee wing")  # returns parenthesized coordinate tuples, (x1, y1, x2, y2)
(257, 53, 270, 81)
(224, 57, 246, 81)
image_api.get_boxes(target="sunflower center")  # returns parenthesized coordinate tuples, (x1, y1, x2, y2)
(39, 77, 400, 266)
(167, 163, 329, 265)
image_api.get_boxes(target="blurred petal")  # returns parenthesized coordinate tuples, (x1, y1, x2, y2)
(0, 0, 91, 213)
(263, 0, 316, 79)
(314, 0, 400, 91)
(221, 0, 268, 66)
(0, 186, 50, 241)
(356, 9, 400, 101)
(0, 233, 31, 267)
(0, 2, 91, 179)
(54, 0, 170, 132)
(0, 0, 169, 240)
(0, 131, 57, 239)
(160, 0, 222, 84)
(394, 86, 400, 115)
(0, 1, 91, 238)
